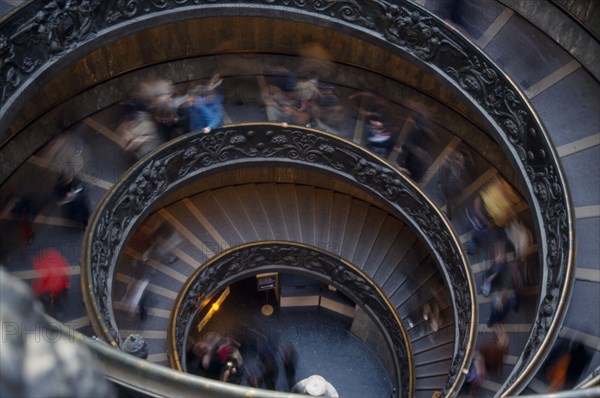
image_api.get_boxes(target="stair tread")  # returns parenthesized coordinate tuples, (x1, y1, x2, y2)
(235, 183, 276, 241)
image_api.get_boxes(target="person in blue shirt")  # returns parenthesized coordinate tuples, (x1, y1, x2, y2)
(187, 75, 224, 134)
(189, 92, 224, 133)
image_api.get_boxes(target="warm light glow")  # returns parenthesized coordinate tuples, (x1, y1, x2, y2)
(197, 286, 230, 332)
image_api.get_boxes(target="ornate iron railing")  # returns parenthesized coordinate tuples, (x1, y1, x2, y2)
(81, 124, 475, 397)
(2, 1, 574, 395)
(168, 241, 413, 396)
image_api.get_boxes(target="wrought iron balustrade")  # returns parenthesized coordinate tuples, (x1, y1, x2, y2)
(1, 1, 574, 395)
(81, 124, 475, 397)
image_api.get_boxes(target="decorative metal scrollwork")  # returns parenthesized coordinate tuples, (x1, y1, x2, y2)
(82, 124, 475, 398)
(2, 0, 573, 395)
(168, 242, 411, 396)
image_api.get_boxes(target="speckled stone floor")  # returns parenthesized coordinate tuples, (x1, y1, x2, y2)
(189, 277, 394, 398)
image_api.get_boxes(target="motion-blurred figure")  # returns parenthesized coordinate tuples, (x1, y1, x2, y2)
(463, 352, 486, 395)
(187, 74, 225, 134)
(54, 174, 90, 228)
(465, 176, 520, 255)
(7, 194, 41, 246)
(486, 289, 518, 327)
(136, 217, 182, 266)
(422, 293, 444, 339)
(279, 340, 298, 391)
(259, 79, 298, 124)
(117, 110, 163, 160)
(481, 237, 507, 297)
(121, 260, 154, 321)
(294, 71, 319, 115)
(438, 148, 474, 220)
(312, 84, 345, 134)
(479, 326, 508, 377)
(38, 131, 87, 182)
(257, 338, 279, 390)
(396, 109, 436, 183)
(32, 248, 70, 315)
(366, 117, 394, 158)
(544, 335, 592, 391)
(504, 218, 533, 287)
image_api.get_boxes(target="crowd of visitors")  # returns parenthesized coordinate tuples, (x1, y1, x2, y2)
(0, 48, 590, 396)
(187, 331, 298, 392)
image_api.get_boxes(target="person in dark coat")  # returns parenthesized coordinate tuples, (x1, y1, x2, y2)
(366, 118, 394, 158)
(396, 111, 436, 182)
(279, 340, 298, 391)
(486, 289, 518, 327)
(257, 339, 278, 390)
(54, 174, 90, 227)
(10, 195, 40, 245)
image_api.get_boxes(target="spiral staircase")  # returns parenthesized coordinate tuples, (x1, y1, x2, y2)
(0, 1, 598, 397)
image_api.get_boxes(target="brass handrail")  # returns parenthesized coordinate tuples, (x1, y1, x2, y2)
(44, 316, 308, 398)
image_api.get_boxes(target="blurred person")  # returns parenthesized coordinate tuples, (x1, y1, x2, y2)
(117, 110, 164, 160)
(54, 173, 90, 228)
(7, 194, 41, 246)
(149, 95, 183, 141)
(121, 260, 155, 321)
(479, 325, 508, 377)
(216, 336, 242, 367)
(396, 109, 436, 182)
(214, 334, 243, 385)
(438, 148, 474, 220)
(257, 338, 278, 390)
(221, 360, 242, 384)
(294, 71, 319, 115)
(486, 289, 518, 327)
(38, 132, 87, 181)
(366, 117, 394, 158)
(31, 248, 71, 316)
(311, 84, 345, 134)
(259, 82, 297, 124)
(465, 176, 520, 254)
(463, 352, 486, 395)
(190, 332, 221, 374)
(481, 237, 507, 297)
(187, 74, 225, 134)
(121, 78, 174, 116)
(292, 375, 339, 397)
(246, 362, 265, 388)
(479, 176, 520, 228)
(132, 79, 189, 138)
(279, 340, 298, 391)
(136, 217, 182, 266)
(264, 65, 297, 93)
(348, 91, 392, 126)
(505, 218, 533, 287)
(544, 335, 592, 391)
(137, 79, 174, 106)
(422, 296, 444, 338)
